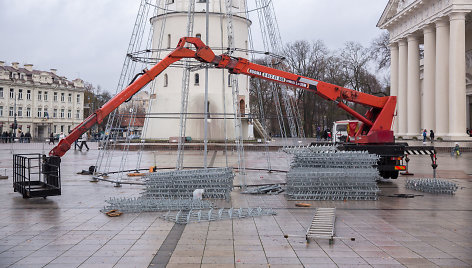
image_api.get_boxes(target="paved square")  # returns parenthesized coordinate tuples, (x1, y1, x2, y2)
(0, 142, 471, 267)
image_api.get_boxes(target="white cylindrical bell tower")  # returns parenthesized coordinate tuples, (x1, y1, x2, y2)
(143, 0, 251, 141)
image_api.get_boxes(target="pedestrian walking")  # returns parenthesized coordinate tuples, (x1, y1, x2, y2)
(430, 130, 435, 143)
(422, 129, 427, 143)
(49, 132, 55, 145)
(74, 131, 80, 150)
(79, 132, 89, 151)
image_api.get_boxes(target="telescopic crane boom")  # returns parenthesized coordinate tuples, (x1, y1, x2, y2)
(49, 37, 396, 158)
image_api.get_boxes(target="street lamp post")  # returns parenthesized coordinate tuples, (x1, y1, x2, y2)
(13, 90, 17, 140)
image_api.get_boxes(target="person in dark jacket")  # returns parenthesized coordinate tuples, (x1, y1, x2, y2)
(49, 132, 55, 145)
(430, 130, 435, 143)
(25, 132, 31, 143)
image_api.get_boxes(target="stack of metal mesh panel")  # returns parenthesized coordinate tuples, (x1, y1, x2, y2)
(102, 168, 234, 213)
(160, 207, 277, 224)
(142, 167, 234, 200)
(102, 197, 215, 213)
(405, 178, 458, 194)
(286, 148, 380, 200)
(282, 145, 337, 154)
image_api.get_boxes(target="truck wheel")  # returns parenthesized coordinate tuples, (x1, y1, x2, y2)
(390, 171, 399, 179)
(379, 171, 389, 179)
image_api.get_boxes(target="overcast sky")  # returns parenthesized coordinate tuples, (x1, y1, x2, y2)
(0, 0, 388, 93)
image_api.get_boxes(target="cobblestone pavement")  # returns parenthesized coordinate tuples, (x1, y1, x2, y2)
(0, 142, 471, 267)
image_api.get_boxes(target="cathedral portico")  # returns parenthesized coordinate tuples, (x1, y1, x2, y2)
(378, 0, 472, 140)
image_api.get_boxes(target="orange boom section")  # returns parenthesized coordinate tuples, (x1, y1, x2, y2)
(50, 37, 396, 157)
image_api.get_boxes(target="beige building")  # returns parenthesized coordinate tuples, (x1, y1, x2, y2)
(0, 61, 85, 140)
(378, 0, 472, 139)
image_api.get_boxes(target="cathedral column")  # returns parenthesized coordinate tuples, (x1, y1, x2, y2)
(422, 25, 436, 131)
(407, 34, 420, 136)
(435, 18, 449, 137)
(390, 42, 399, 133)
(448, 12, 467, 137)
(398, 39, 408, 136)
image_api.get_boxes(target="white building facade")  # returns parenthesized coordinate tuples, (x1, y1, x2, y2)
(143, 0, 251, 140)
(0, 61, 85, 140)
(378, 0, 472, 139)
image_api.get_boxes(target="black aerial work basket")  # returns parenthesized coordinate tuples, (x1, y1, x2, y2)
(13, 154, 61, 198)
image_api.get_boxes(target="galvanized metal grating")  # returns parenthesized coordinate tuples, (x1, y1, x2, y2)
(143, 167, 234, 200)
(306, 208, 336, 242)
(102, 197, 215, 213)
(286, 147, 381, 200)
(160, 207, 277, 224)
(405, 178, 458, 194)
(282, 145, 337, 154)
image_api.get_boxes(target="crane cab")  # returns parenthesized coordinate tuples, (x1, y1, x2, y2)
(332, 120, 362, 144)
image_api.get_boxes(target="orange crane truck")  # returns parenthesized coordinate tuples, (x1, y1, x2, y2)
(16, 37, 436, 198)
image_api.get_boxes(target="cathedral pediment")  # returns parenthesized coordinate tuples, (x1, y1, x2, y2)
(377, 0, 419, 28)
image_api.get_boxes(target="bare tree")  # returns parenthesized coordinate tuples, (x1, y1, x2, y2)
(249, 37, 386, 138)
(282, 40, 332, 136)
(341, 41, 373, 92)
(83, 82, 112, 132)
(370, 31, 390, 71)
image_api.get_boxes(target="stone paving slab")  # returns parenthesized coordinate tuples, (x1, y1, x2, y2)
(0, 146, 471, 267)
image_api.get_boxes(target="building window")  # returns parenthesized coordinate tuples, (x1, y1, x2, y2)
(68, 125, 71, 133)
(37, 108, 42, 118)
(54, 92, 58, 101)
(0, 106, 3, 117)
(76, 94, 80, 103)
(9, 107, 14, 117)
(18, 89, 23, 100)
(239, 99, 245, 116)
(60, 125, 64, 133)
(26, 90, 31, 100)
(167, 34, 171, 49)
(10, 88, 14, 99)
(53, 109, 57, 118)
(228, 74, 232, 87)
(198, 0, 207, 2)
(60, 109, 64, 118)
(164, 74, 168, 87)
(54, 125, 57, 133)
(44, 109, 48, 118)
(76, 109, 80, 119)
(196, 33, 202, 39)
(67, 109, 71, 118)
(194, 73, 200, 85)
(26, 107, 31, 117)
(17, 107, 22, 117)
(38, 91, 42, 101)
(44, 91, 48, 101)
(61, 93, 65, 102)
(68, 93, 72, 102)
(0, 87, 3, 98)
